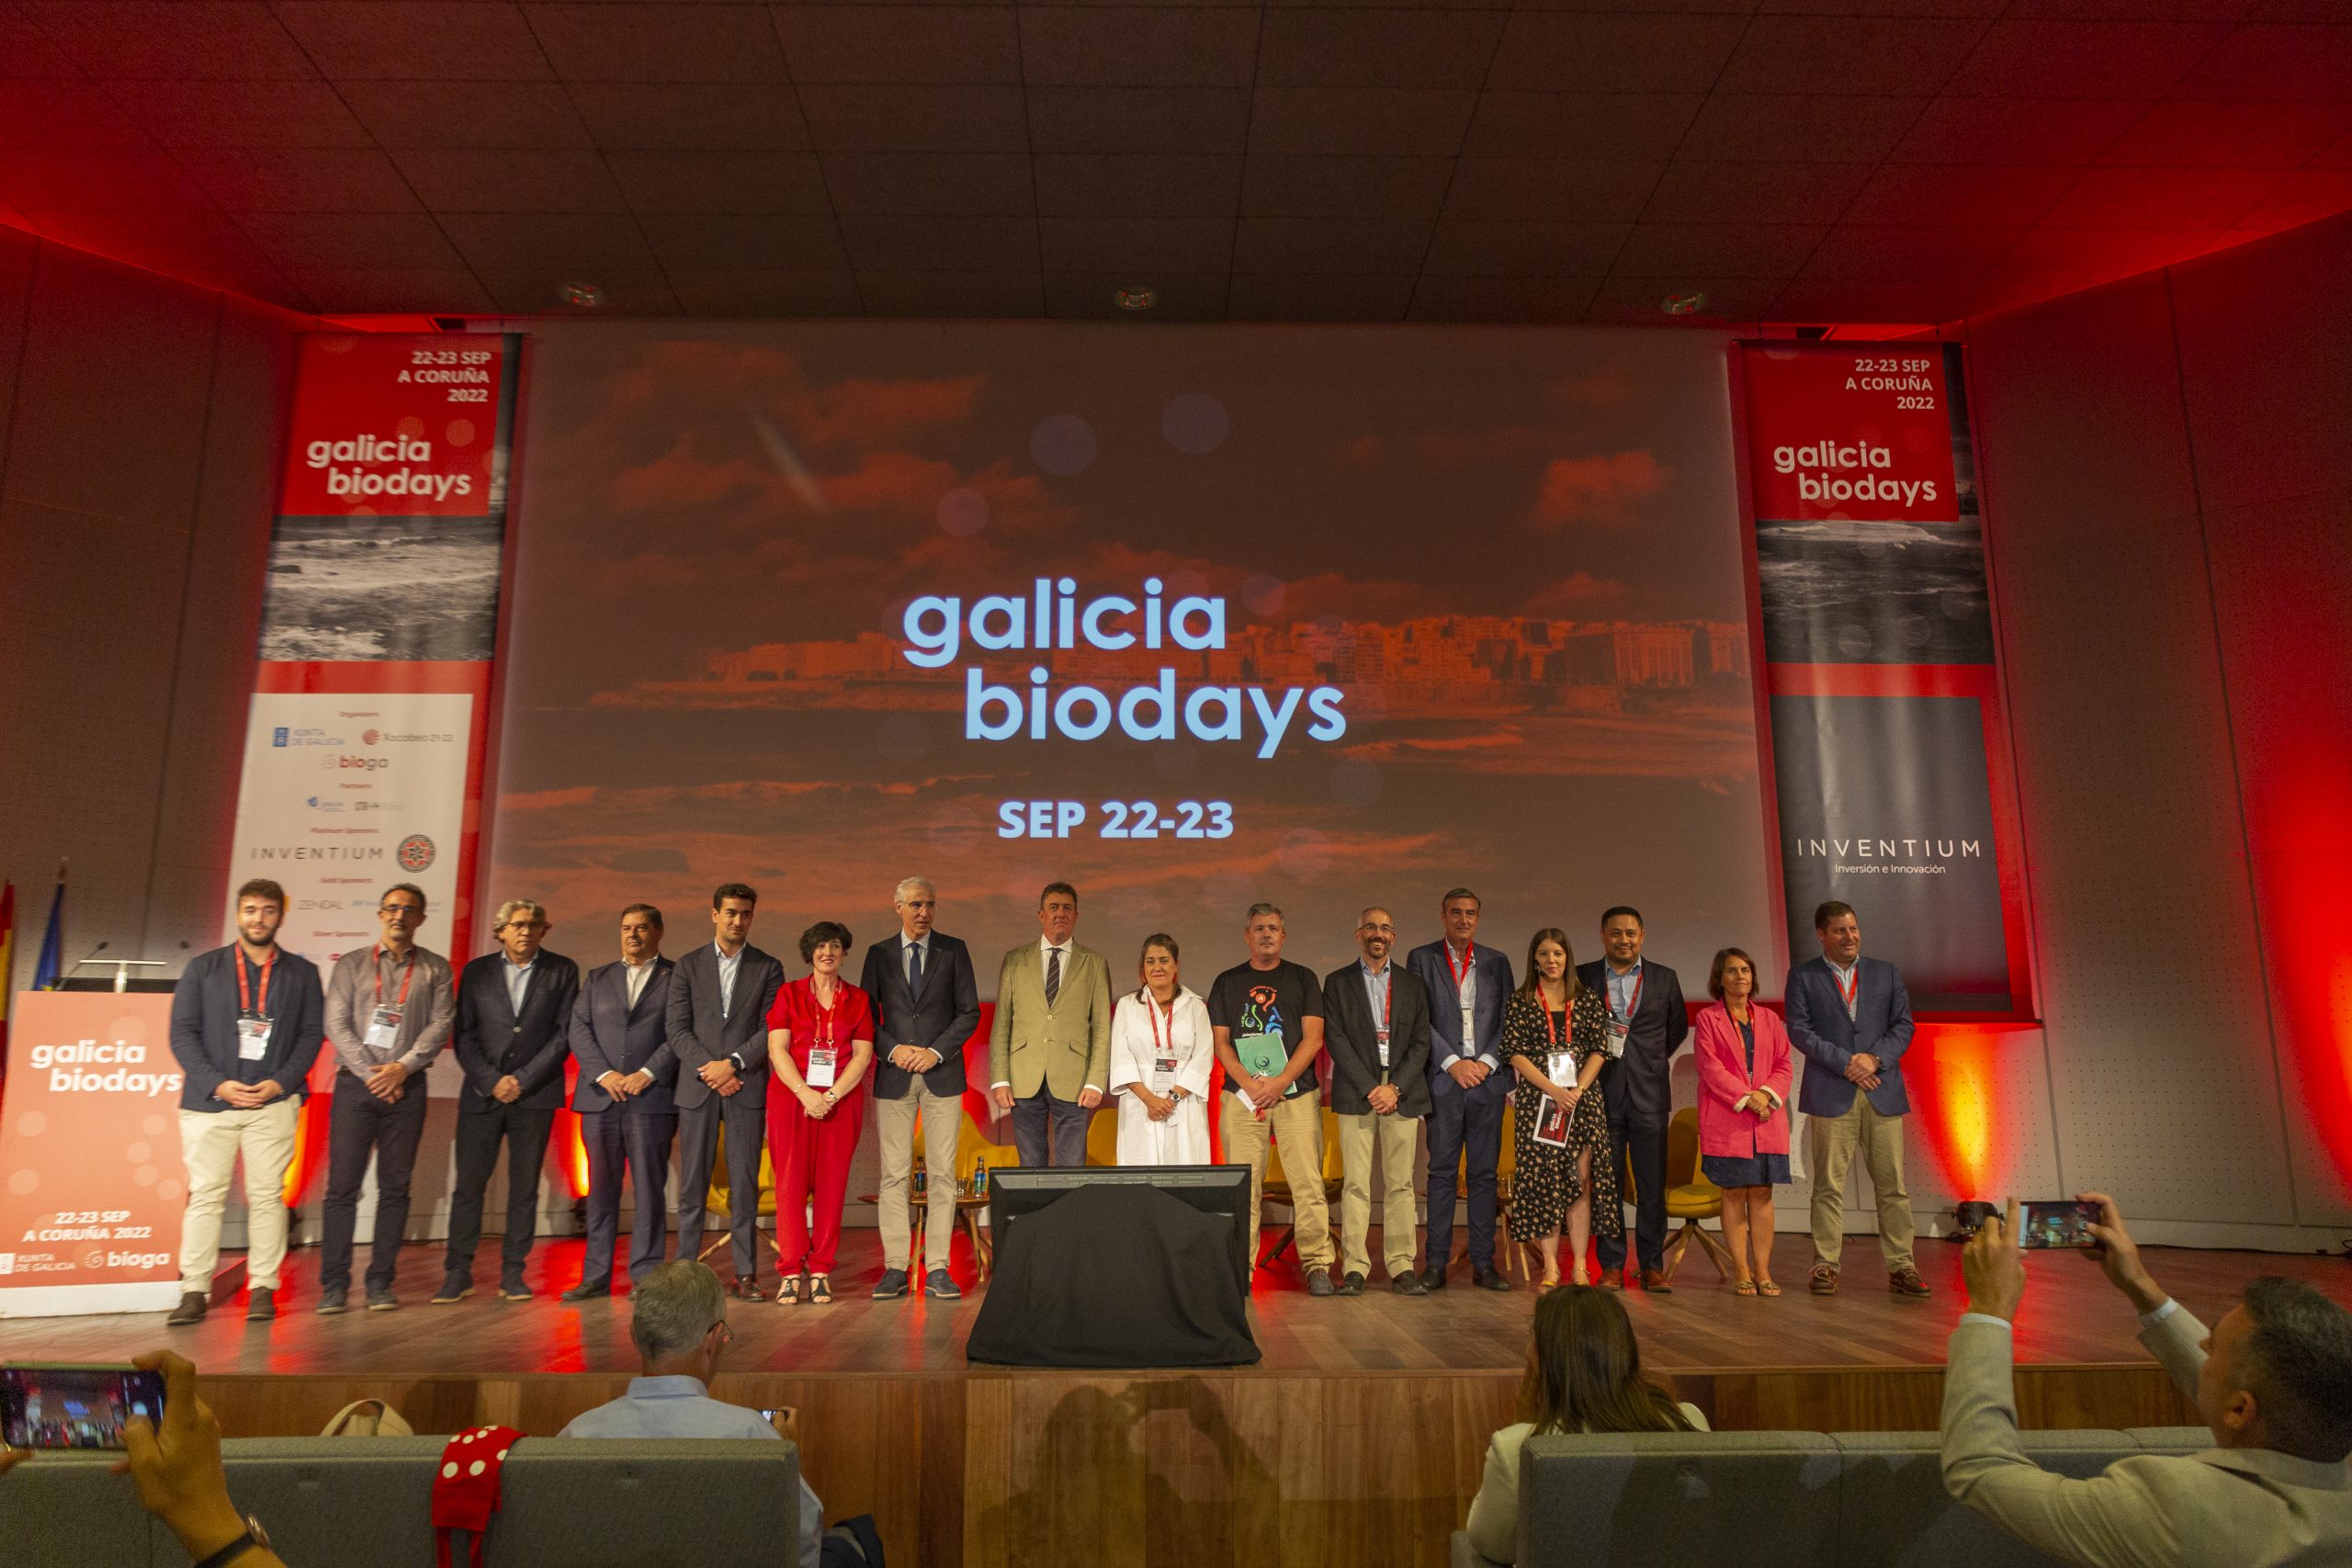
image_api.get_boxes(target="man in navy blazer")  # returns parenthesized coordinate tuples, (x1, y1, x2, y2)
(436, 898, 581, 1305)
(1407, 887, 1517, 1292)
(1784, 899, 1928, 1298)
(859, 875, 982, 1302)
(164, 878, 325, 1326)
(563, 903, 679, 1300)
(666, 883, 786, 1299)
(1577, 906, 1690, 1292)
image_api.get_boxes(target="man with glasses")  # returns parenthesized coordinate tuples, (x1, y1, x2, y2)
(560, 1260, 827, 1568)
(436, 898, 580, 1304)
(319, 882, 456, 1314)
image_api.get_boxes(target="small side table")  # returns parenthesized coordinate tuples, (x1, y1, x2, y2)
(856, 1185, 996, 1282)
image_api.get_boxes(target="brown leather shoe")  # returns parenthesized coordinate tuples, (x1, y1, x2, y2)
(1810, 1263, 1839, 1295)
(1598, 1269, 1625, 1291)
(1888, 1266, 1932, 1298)
(1640, 1268, 1674, 1294)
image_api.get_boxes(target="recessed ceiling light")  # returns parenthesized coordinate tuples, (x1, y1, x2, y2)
(1661, 289, 1707, 317)
(1114, 285, 1157, 311)
(558, 280, 605, 308)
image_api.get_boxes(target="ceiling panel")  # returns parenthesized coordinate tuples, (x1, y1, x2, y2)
(0, 2, 2343, 324)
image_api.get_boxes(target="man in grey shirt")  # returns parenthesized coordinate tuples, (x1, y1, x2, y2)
(560, 1261, 824, 1568)
(319, 882, 456, 1314)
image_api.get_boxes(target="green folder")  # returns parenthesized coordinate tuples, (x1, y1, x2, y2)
(1235, 1032, 1287, 1079)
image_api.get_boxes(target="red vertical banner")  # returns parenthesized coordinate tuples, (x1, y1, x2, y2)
(1735, 344, 2031, 1018)
(223, 334, 523, 1161)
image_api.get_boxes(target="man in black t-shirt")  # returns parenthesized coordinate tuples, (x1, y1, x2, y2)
(1207, 903, 1337, 1296)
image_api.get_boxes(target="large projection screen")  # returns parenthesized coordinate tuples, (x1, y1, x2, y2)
(489, 324, 1771, 987)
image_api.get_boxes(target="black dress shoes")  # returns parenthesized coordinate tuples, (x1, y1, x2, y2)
(560, 1281, 610, 1303)
(1415, 1264, 1448, 1292)
(1472, 1269, 1511, 1292)
(1391, 1272, 1429, 1296)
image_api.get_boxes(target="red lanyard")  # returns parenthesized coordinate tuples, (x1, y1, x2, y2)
(808, 981, 842, 1050)
(236, 949, 276, 1018)
(1147, 992, 1176, 1058)
(1609, 966, 1644, 1021)
(373, 946, 415, 1010)
(1834, 964, 1859, 1012)
(1540, 990, 1566, 1050)
(1444, 942, 1474, 992)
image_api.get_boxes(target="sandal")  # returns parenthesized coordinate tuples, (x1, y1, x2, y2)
(1756, 1278, 1782, 1297)
(775, 1274, 803, 1305)
(808, 1275, 832, 1305)
(1732, 1279, 1759, 1296)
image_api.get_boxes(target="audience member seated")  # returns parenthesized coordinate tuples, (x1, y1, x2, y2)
(1464, 1284, 1707, 1562)
(0, 1349, 291, 1568)
(1947, 1192, 2352, 1568)
(560, 1259, 826, 1568)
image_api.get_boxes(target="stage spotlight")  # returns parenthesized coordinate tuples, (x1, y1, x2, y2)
(1661, 288, 1707, 316)
(558, 280, 605, 309)
(1114, 285, 1158, 311)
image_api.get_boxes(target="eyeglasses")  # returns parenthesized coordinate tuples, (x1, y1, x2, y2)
(380, 904, 424, 917)
(707, 1319, 734, 1345)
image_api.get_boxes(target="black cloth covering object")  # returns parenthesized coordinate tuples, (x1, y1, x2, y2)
(966, 1183, 1261, 1367)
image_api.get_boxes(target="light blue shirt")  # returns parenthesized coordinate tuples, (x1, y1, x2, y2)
(560, 1376, 823, 1568)
(1826, 957, 1860, 1019)
(715, 941, 744, 1021)
(1605, 958, 1643, 1021)
(1360, 959, 1393, 1066)
(503, 954, 535, 1014)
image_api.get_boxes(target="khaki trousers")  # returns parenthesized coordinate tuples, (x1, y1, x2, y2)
(1336, 1110, 1420, 1279)
(1805, 1097, 1915, 1272)
(1221, 1090, 1334, 1270)
(176, 1100, 300, 1294)
(875, 1079, 963, 1273)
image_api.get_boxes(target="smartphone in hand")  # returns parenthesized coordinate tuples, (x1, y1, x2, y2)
(0, 1363, 167, 1450)
(2019, 1200, 2104, 1250)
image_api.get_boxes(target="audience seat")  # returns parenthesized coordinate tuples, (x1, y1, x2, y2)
(9, 1436, 800, 1567)
(1450, 1426, 2212, 1567)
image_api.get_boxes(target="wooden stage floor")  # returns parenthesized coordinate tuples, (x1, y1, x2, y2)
(4, 1234, 2343, 1568)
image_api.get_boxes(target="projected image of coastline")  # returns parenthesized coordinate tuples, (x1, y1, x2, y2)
(1754, 516, 1994, 665)
(489, 324, 1778, 982)
(258, 517, 503, 661)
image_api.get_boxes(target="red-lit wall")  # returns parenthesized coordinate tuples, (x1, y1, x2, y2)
(1962, 209, 2352, 1238)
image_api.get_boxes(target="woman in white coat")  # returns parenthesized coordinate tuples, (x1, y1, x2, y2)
(1108, 933, 1216, 1165)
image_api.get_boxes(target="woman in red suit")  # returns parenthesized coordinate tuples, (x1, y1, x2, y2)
(764, 920, 874, 1305)
(1693, 947, 1793, 1297)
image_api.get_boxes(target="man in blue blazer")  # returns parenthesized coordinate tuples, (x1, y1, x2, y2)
(1408, 887, 1517, 1291)
(859, 875, 981, 1302)
(563, 903, 679, 1301)
(1784, 899, 1928, 1298)
(666, 883, 786, 1300)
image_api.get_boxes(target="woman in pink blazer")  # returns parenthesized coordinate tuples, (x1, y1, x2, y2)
(1694, 947, 1793, 1297)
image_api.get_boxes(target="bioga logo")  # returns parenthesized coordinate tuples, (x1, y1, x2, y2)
(338, 755, 390, 771)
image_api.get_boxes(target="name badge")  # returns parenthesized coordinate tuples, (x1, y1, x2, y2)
(1604, 1018, 1629, 1058)
(366, 1006, 402, 1052)
(1375, 1027, 1391, 1069)
(237, 1017, 271, 1062)
(807, 1045, 838, 1089)
(1547, 1051, 1573, 1085)
(1460, 1006, 1476, 1053)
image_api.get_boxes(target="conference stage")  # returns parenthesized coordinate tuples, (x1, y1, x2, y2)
(0, 1231, 2314, 1568)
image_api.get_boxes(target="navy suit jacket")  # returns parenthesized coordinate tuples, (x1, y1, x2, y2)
(569, 957, 678, 1115)
(1784, 954, 1915, 1118)
(1405, 938, 1515, 1104)
(665, 942, 786, 1111)
(168, 945, 324, 1112)
(859, 931, 981, 1101)
(1575, 958, 1690, 1124)
(454, 949, 580, 1113)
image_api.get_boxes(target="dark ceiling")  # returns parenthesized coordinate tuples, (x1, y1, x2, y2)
(2, 0, 2347, 325)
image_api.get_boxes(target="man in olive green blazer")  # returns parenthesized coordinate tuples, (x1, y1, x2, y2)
(988, 881, 1114, 1168)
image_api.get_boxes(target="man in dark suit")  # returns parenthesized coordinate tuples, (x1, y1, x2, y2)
(667, 882, 786, 1300)
(563, 903, 679, 1301)
(1407, 887, 1516, 1292)
(859, 875, 981, 1302)
(435, 898, 581, 1305)
(1785, 899, 1927, 1299)
(1323, 906, 1434, 1296)
(1578, 905, 1690, 1293)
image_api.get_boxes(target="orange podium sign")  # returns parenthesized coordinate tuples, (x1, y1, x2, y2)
(0, 992, 186, 1317)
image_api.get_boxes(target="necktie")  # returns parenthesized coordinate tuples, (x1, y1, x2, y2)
(908, 941, 923, 995)
(1046, 946, 1062, 1007)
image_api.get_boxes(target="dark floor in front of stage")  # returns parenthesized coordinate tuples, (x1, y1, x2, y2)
(5, 1231, 2344, 1377)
